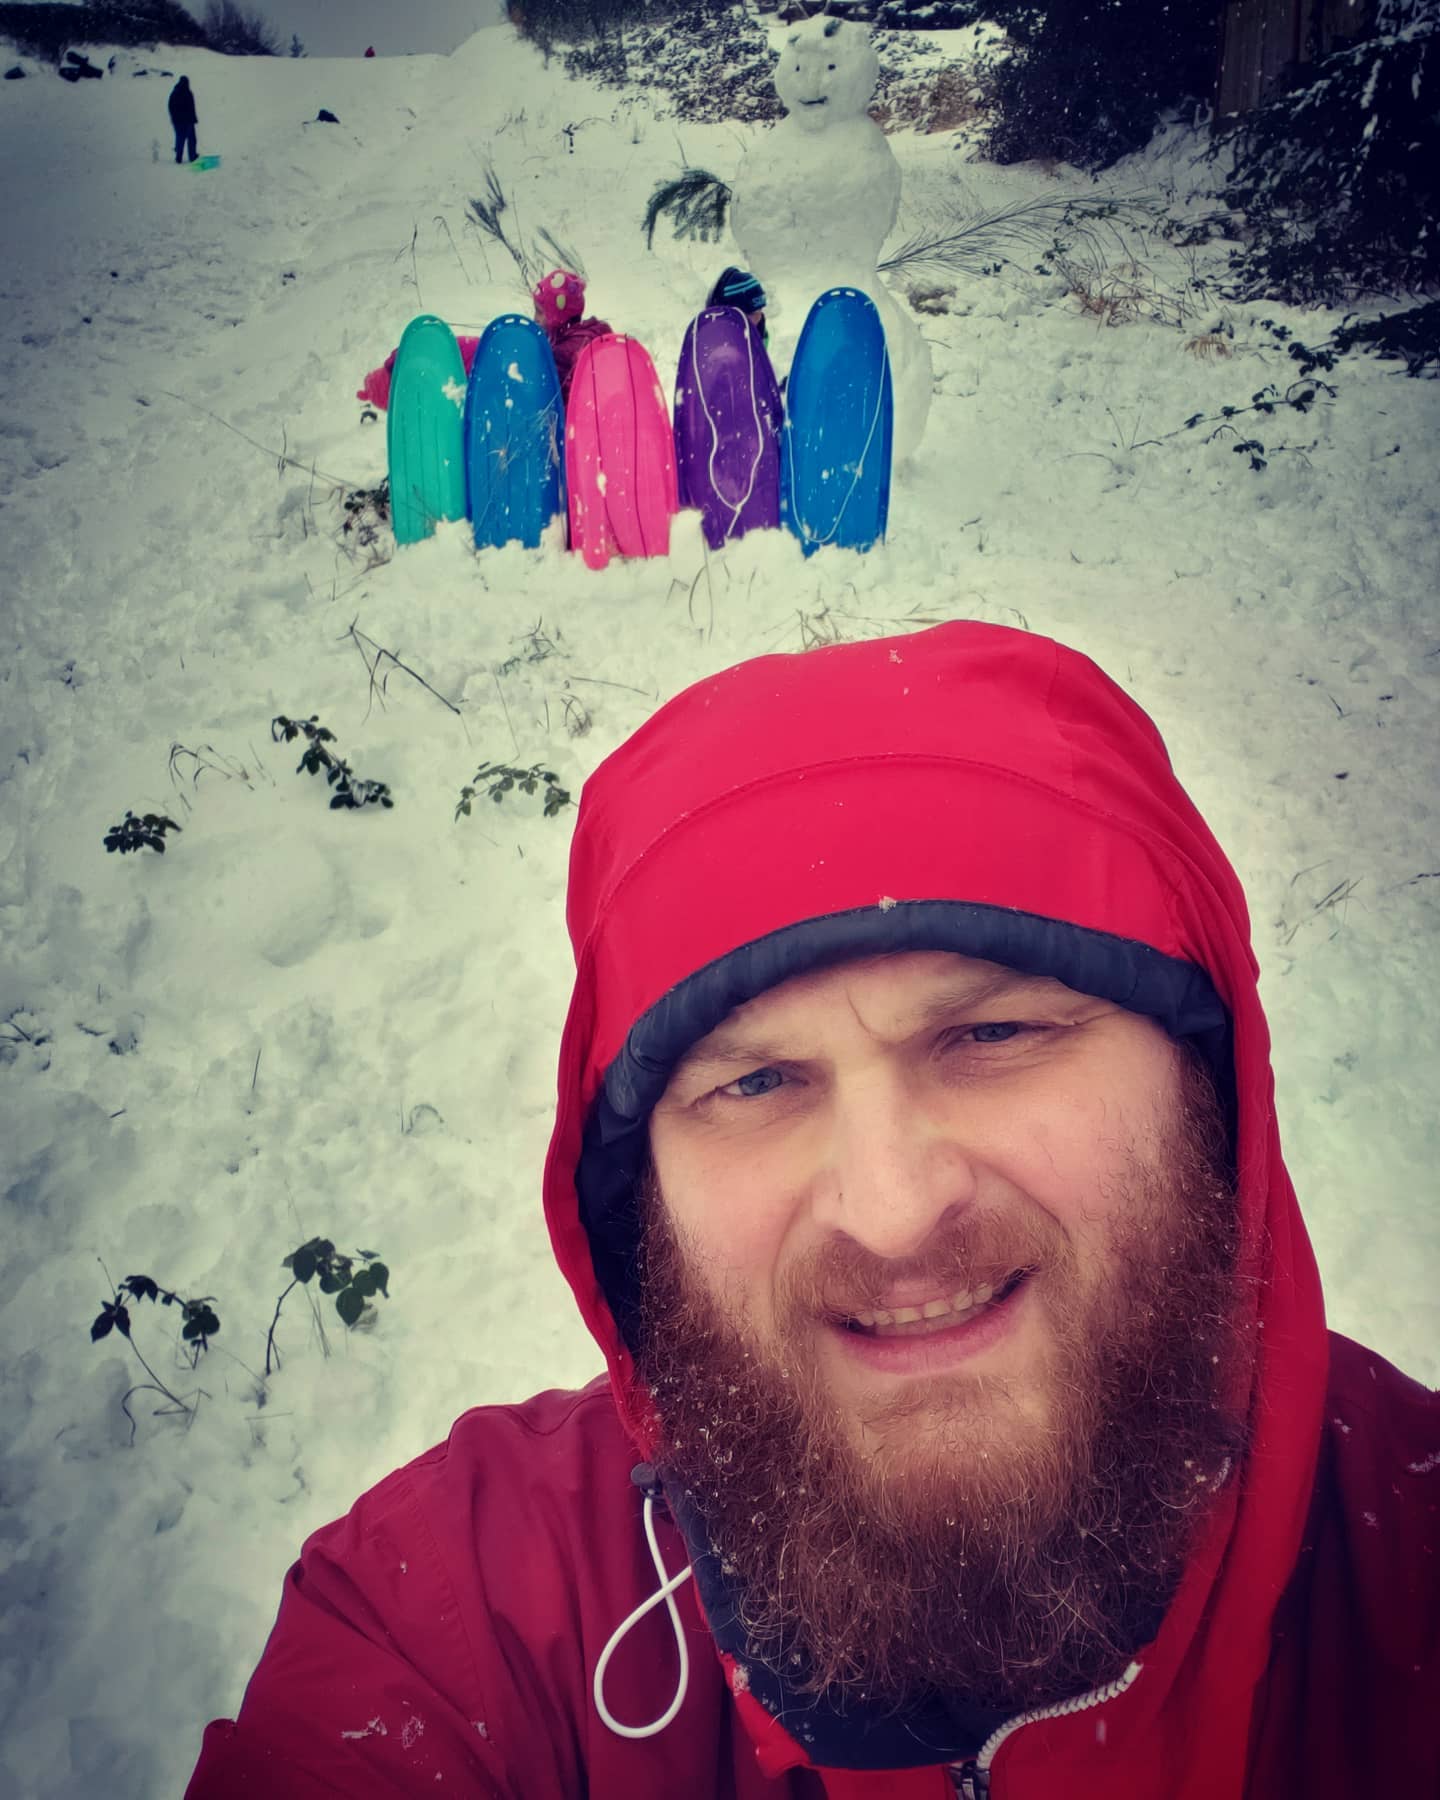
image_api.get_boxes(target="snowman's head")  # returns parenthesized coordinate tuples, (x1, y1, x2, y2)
(774, 16, 879, 133)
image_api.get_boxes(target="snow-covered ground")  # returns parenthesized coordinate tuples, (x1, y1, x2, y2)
(0, 24, 1436, 1798)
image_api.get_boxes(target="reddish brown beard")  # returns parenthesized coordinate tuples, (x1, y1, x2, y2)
(632, 1059, 1252, 1714)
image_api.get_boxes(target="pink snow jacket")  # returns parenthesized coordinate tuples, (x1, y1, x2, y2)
(547, 314, 612, 404)
(186, 623, 1439, 1798)
(356, 335, 482, 411)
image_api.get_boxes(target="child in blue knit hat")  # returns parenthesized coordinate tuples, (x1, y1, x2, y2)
(707, 267, 768, 345)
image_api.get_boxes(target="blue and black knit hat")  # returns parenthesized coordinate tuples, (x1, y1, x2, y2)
(707, 266, 767, 312)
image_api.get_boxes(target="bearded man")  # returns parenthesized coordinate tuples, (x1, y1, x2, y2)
(187, 622, 1438, 1798)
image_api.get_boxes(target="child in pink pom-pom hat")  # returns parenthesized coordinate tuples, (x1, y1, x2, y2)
(531, 269, 611, 405)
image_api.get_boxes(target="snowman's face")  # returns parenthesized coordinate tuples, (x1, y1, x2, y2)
(774, 17, 879, 133)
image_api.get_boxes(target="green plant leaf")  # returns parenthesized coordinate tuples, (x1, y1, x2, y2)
(369, 1261, 390, 1298)
(292, 1245, 318, 1284)
(349, 1268, 375, 1298)
(318, 1269, 343, 1294)
(335, 1286, 364, 1327)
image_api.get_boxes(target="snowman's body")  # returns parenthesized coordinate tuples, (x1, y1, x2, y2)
(730, 17, 931, 464)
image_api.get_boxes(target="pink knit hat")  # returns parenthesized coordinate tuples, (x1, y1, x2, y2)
(532, 268, 586, 328)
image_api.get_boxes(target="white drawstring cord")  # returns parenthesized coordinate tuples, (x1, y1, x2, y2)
(691, 311, 765, 540)
(593, 1488, 694, 1739)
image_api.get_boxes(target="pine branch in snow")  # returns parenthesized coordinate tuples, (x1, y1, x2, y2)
(878, 193, 1163, 279)
(642, 168, 731, 250)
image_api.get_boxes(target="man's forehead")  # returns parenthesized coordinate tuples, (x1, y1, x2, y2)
(674, 952, 1088, 1069)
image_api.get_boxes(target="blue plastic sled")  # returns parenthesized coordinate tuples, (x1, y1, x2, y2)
(387, 315, 468, 546)
(463, 314, 565, 550)
(781, 287, 892, 557)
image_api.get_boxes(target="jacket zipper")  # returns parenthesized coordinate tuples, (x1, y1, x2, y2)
(947, 1660, 1143, 1798)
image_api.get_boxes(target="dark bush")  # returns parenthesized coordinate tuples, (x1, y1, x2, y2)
(0, 1, 205, 62)
(89, 0, 206, 44)
(980, 0, 1220, 170)
(870, 0, 992, 24)
(562, 1, 781, 122)
(510, 0, 649, 59)
(1215, 0, 1439, 302)
(201, 0, 279, 55)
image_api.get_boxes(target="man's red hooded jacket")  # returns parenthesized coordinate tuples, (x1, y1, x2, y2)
(186, 622, 1438, 1798)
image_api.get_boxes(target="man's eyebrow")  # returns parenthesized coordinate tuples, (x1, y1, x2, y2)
(911, 968, 1072, 1024)
(672, 1031, 791, 1079)
(674, 970, 1076, 1076)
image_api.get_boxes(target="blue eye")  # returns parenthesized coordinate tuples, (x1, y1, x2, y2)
(725, 1068, 784, 1098)
(970, 1022, 1022, 1043)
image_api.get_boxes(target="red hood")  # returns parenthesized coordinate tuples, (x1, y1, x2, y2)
(542, 619, 1326, 1788)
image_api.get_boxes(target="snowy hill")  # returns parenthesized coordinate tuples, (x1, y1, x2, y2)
(1, 24, 1436, 1797)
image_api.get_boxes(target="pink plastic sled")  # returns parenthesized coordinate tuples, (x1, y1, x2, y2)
(564, 333, 677, 572)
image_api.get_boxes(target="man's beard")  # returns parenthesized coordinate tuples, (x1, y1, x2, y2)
(631, 1057, 1252, 1716)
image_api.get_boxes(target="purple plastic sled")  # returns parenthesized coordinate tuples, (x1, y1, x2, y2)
(673, 307, 783, 549)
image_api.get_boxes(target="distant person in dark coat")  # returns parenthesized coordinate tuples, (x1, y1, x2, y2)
(532, 270, 612, 406)
(168, 76, 198, 164)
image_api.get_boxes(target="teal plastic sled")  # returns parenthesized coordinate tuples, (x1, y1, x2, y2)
(190, 154, 221, 170)
(387, 315, 468, 546)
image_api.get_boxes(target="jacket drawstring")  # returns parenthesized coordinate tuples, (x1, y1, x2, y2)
(593, 1467, 694, 1739)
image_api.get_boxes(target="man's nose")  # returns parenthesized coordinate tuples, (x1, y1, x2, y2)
(809, 1070, 982, 1261)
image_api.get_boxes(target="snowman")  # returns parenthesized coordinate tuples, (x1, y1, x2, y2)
(730, 15, 932, 465)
